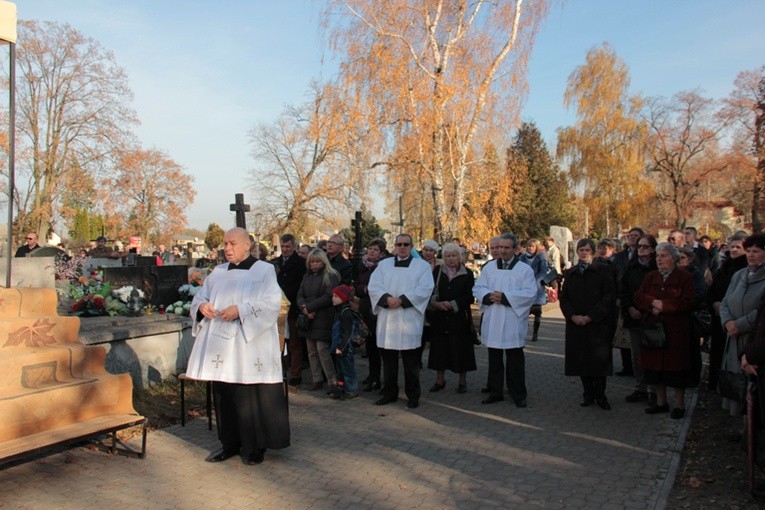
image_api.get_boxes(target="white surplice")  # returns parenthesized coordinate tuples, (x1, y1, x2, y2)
(368, 256, 434, 350)
(185, 261, 283, 384)
(473, 258, 537, 349)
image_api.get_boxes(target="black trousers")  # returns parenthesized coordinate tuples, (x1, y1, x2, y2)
(381, 348, 421, 403)
(366, 330, 382, 383)
(487, 347, 527, 402)
(213, 381, 290, 456)
(580, 376, 607, 400)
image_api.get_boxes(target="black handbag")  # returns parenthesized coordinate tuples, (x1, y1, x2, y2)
(718, 370, 748, 402)
(639, 320, 666, 349)
(691, 307, 712, 337)
(296, 314, 311, 333)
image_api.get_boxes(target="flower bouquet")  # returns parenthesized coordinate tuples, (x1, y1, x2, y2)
(68, 276, 112, 317)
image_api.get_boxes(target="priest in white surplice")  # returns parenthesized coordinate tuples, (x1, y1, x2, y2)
(186, 227, 289, 465)
(368, 234, 434, 409)
(473, 232, 537, 407)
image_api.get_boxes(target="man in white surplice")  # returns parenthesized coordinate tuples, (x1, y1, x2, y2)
(186, 228, 289, 465)
(368, 233, 434, 409)
(473, 232, 537, 407)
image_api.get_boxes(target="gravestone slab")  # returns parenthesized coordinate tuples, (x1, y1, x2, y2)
(150, 265, 188, 306)
(102, 267, 154, 301)
(136, 256, 158, 268)
(0, 257, 56, 288)
(84, 258, 122, 274)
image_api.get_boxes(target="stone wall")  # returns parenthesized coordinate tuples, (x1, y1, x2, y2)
(78, 314, 193, 389)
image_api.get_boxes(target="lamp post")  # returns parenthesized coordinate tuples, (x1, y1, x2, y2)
(1, 2, 16, 287)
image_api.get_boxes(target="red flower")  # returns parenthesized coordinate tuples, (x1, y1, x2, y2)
(71, 300, 83, 312)
(91, 295, 105, 309)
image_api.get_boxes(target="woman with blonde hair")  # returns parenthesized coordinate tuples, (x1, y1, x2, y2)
(297, 248, 341, 392)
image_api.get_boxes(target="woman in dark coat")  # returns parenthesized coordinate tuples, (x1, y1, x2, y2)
(297, 248, 341, 392)
(706, 233, 748, 391)
(427, 243, 477, 393)
(620, 235, 658, 403)
(354, 238, 388, 392)
(634, 242, 696, 419)
(559, 238, 617, 410)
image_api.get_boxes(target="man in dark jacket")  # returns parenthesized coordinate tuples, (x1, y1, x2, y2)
(326, 234, 353, 285)
(272, 233, 307, 386)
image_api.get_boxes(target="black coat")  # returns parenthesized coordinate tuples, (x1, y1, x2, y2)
(297, 270, 340, 341)
(272, 253, 307, 317)
(427, 265, 477, 373)
(560, 263, 616, 377)
(619, 258, 658, 329)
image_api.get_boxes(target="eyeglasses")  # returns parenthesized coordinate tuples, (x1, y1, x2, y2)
(637, 244, 651, 249)
(395, 243, 411, 247)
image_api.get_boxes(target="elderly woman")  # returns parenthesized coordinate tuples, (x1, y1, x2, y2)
(678, 247, 709, 389)
(560, 239, 616, 410)
(421, 239, 440, 270)
(427, 243, 476, 393)
(520, 238, 550, 343)
(720, 233, 765, 417)
(706, 233, 747, 391)
(355, 238, 388, 392)
(621, 235, 658, 404)
(634, 242, 696, 419)
(297, 248, 341, 393)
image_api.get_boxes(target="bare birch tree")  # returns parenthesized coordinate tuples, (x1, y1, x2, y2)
(324, 0, 548, 241)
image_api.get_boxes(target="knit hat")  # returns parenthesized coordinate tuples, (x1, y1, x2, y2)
(422, 239, 439, 251)
(332, 284, 353, 303)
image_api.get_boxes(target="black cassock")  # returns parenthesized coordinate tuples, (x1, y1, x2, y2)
(212, 256, 290, 456)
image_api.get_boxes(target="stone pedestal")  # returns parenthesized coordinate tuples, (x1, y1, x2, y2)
(0, 288, 139, 446)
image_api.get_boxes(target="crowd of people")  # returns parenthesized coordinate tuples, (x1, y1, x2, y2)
(44, 222, 754, 467)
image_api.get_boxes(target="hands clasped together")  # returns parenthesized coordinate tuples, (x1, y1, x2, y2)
(199, 302, 240, 321)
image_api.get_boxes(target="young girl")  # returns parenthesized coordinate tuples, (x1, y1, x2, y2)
(330, 284, 359, 400)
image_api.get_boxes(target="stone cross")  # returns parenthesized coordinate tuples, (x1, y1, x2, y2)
(211, 355, 224, 368)
(229, 193, 251, 229)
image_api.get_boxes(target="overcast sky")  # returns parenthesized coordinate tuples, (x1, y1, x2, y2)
(15, 0, 765, 232)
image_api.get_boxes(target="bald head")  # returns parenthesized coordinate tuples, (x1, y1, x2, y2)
(223, 227, 252, 264)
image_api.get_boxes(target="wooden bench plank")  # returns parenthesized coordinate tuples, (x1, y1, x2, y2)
(0, 413, 146, 462)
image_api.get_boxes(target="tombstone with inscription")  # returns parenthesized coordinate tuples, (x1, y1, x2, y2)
(102, 266, 155, 304)
(151, 265, 189, 307)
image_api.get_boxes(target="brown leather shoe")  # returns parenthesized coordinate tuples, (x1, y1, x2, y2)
(308, 382, 322, 391)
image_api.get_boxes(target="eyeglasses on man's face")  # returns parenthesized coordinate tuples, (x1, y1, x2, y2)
(637, 244, 651, 249)
(395, 242, 410, 247)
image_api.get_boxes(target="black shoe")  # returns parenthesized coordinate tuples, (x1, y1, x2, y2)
(580, 397, 594, 407)
(457, 384, 467, 394)
(625, 390, 648, 403)
(670, 408, 685, 420)
(375, 396, 397, 406)
(244, 449, 265, 465)
(481, 395, 504, 405)
(407, 400, 419, 409)
(361, 376, 371, 385)
(596, 398, 611, 411)
(616, 370, 634, 377)
(429, 382, 445, 393)
(480, 387, 491, 394)
(645, 403, 669, 414)
(205, 449, 238, 463)
(514, 398, 528, 408)
(288, 377, 302, 386)
(363, 381, 381, 392)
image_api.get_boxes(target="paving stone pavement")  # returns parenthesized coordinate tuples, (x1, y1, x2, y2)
(1, 305, 694, 509)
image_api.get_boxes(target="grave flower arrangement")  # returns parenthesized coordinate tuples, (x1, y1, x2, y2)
(67, 276, 113, 317)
